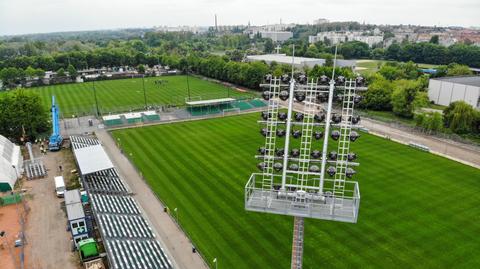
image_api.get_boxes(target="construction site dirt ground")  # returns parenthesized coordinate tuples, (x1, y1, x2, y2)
(22, 144, 81, 269)
(0, 204, 24, 269)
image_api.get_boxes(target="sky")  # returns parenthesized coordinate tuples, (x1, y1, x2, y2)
(0, 0, 479, 36)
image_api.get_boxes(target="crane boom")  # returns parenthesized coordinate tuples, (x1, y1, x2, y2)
(48, 95, 63, 151)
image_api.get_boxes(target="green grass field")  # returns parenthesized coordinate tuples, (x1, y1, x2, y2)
(112, 113, 480, 269)
(21, 76, 253, 116)
(356, 60, 439, 75)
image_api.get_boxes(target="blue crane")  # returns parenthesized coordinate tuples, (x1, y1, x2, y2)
(48, 96, 63, 151)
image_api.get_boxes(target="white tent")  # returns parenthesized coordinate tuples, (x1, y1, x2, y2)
(0, 135, 23, 191)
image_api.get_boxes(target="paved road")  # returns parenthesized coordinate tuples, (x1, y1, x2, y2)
(24, 146, 79, 269)
(361, 118, 480, 168)
(95, 130, 207, 269)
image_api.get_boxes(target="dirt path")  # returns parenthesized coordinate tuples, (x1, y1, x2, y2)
(23, 147, 79, 269)
(95, 130, 208, 269)
(0, 204, 23, 269)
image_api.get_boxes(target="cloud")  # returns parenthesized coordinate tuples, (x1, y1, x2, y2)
(0, 0, 478, 35)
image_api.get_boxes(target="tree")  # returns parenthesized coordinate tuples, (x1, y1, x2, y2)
(385, 43, 401, 60)
(391, 80, 427, 118)
(0, 90, 49, 142)
(429, 112, 443, 132)
(305, 45, 319, 58)
(25, 66, 38, 78)
(371, 48, 385, 59)
(264, 39, 274, 53)
(137, 64, 145, 74)
(429, 35, 439, 44)
(324, 54, 333, 67)
(378, 65, 406, 80)
(443, 101, 477, 134)
(361, 74, 393, 110)
(67, 64, 77, 79)
(56, 67, 66, 77)
(446, 64, 473, 76)
(0, 67, 24, 87)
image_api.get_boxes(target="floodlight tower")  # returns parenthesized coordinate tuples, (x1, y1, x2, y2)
(245, 56, 368, 268)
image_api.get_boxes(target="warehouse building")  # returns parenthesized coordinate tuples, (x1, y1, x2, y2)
(0, 135, 23, 192)
(246, 54, 356, 69)
(428, 76, 480, 109)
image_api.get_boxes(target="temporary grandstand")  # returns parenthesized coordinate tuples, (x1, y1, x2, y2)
(0, 134, 23, 191)
(70, 135, 173, 269)
(186, 98, 267, 116)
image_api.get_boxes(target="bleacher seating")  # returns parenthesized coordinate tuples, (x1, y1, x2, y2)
(104, 119, 123, 126)
(249, 99, 267, 108)
(233, 101, 254, 110)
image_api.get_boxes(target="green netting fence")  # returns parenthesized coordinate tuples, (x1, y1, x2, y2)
(0, 193, 23, 206)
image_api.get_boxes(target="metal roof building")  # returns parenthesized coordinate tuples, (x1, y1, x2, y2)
(70, 136, 173, 269)
(246, 54, 356, 69)
(0, 134, 23, 192)
(428, 76, 480, 109)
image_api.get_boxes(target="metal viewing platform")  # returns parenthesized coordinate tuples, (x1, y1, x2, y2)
(245, 173, 360, 223)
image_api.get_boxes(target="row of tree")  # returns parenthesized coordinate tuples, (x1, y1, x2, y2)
(282, 39, 480, 68)
(414, 101, 480, 135)
(383, 42, 480, 67)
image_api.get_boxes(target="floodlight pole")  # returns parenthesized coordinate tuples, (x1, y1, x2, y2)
(142, 75, 147, 108)
(319, 46, 338, 193)
(281, 44, 296, 190)
(92, 80, 100, 117)
(280, 79, 296, 190)
(186, 68, 191, 101)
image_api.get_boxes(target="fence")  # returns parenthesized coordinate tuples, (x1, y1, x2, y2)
(357, 110, 480, 147)
(0, 193, 23, 206)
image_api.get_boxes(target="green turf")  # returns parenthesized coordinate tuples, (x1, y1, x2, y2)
(19, 76, 253, 116)
(112, 113, 480, 269)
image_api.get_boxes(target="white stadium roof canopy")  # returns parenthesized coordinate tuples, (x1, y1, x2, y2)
(73, 144, 114, 175)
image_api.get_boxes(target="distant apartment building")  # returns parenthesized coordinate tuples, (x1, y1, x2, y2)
(244, 23, 295, 41)
(313, 18, 329, 25)
(308, 30, 383, 47)
(154, 25, 208, 34)
(246, 54, 356, 69)
(260, 31, 293, 42)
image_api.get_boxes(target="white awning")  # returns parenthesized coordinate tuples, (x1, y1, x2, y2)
(186, 97, 236, 106)
(73, 144, 114, 175)
(103, 114, 121, 120)
(123, 112, 142, 119)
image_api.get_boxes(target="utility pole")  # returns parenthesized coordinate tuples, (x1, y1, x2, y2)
(93, 80, 99, 117)
(142, 75, 147, 109)
(186, 68, 191, 101)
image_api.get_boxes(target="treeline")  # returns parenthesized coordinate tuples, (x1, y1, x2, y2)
(280, 39, 480, 67)
(382, 42, 480, 67)
(161, 54, 354, 90)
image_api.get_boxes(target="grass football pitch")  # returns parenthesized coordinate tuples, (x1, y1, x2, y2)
(112, 113, 480, 269)
(24, 76, 252, 116)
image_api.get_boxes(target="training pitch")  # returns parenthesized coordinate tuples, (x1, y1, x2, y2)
(112, 113, 480, 269)
(26, 75, 252, 116)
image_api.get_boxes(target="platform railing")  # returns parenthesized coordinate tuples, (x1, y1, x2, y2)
(245, 173, 360, 223)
